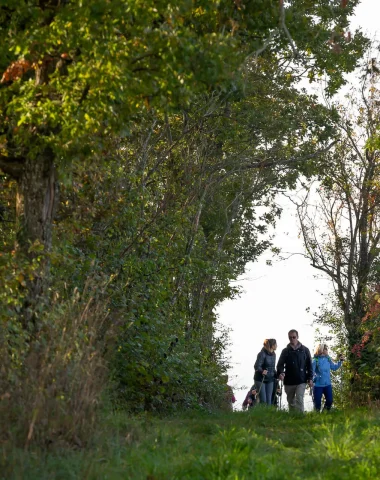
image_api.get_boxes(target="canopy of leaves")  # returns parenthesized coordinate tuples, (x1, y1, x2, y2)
(0, 0, 367, 168)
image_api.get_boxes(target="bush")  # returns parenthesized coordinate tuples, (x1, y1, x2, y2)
(0, 285, 108, 449)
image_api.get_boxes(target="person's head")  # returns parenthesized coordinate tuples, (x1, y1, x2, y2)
(263, 338, 277, 352)
(288, 329, 299, 346)
(314, 344, 328, 356)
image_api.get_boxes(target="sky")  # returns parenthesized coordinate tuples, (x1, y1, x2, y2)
(217, 0, 380, 410)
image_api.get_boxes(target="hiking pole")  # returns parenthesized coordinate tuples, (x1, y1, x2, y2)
(309, 382, 314, 408)
(256, 373, 266, 403)
(274, 379, 279, 409)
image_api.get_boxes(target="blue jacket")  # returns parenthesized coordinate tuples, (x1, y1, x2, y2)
(312, 355, 342, 387)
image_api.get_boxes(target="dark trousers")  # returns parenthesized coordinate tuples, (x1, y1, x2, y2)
(313, 385, 333, 411)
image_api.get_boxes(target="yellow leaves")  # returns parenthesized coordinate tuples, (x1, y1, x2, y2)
(193, 6, 205, 17)
(17, 273, 26, 287)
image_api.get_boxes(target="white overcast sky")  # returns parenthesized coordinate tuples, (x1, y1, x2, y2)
(217, 0, 379, 408)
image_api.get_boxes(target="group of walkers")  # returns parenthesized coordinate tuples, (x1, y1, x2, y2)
(241, 329, 344, 412)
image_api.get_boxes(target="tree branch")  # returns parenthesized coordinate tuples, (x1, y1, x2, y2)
(240, 140, 338, 171)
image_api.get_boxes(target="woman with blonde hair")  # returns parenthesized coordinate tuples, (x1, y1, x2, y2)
(254, 338, 277, 405)
(312, 344, 344, 412)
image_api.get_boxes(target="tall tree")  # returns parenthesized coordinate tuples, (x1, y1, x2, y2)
(297, 55, 380, 351)
(0, 0, 366, 318)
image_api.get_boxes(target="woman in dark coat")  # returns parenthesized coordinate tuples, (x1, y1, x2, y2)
(254, 338, 277, 405)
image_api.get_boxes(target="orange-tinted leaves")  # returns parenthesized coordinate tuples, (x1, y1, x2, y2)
(1, 59, 33, 84)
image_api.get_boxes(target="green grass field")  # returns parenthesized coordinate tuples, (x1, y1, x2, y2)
(3, 407, 380, 479)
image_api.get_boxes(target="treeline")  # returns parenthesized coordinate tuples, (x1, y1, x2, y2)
(0, 0, 368, 447)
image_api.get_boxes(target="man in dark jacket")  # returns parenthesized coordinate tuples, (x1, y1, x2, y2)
(276, 329, 313, 412)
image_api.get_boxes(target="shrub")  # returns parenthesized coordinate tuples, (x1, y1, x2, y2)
(0, 284, 108, 449)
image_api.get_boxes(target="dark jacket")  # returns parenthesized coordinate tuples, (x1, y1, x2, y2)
(242, 385, 257, 409)
(254, 348, 276, 383)
(276, 343, 313, 386)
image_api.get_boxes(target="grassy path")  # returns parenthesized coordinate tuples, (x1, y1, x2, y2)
(4, 407, 380, 479)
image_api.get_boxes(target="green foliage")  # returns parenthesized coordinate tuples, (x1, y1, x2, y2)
(344, 290, 380, 403)
(47, 68, 338, 413)
(0, 0, 371, 446)
(0, 0, 367, 164)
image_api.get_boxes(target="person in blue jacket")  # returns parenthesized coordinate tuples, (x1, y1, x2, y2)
(312, 344, 344, 412)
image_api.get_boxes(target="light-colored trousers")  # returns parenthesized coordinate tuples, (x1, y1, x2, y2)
(284, 383, 306, 412)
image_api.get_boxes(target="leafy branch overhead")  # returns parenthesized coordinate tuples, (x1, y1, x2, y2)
(0, 0, 366, 162)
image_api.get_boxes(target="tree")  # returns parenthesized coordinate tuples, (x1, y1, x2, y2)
(0, 0, 367, 319)
(297, 54, 380, 354)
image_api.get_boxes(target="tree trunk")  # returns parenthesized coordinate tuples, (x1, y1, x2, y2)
(16, 149, 57, 326)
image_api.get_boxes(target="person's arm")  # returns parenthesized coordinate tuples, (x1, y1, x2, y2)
(305, 348, 313, 382)
(276, 349, 286, 377)
(312, 358, 316, 380)
(274, 353, 277, 378)
(254, 350, 265, 373)
(329, 357, 342, 371)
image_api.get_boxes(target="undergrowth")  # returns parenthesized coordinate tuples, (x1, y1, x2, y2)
(3, 407, 380, 479)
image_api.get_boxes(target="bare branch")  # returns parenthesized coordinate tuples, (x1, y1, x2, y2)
(279, 0, 299, 58)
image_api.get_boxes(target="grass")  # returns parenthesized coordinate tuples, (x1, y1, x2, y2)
(3, 407, 380, 479)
